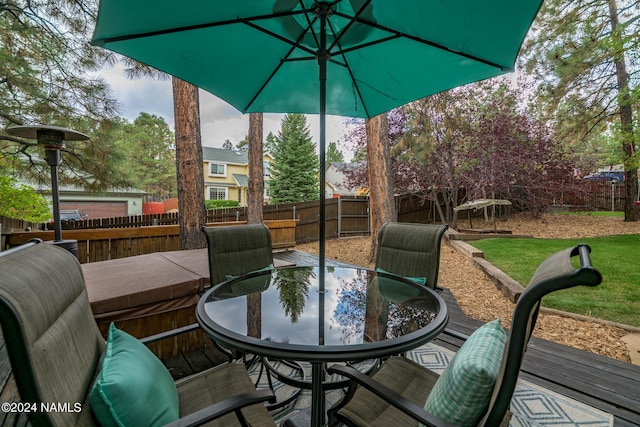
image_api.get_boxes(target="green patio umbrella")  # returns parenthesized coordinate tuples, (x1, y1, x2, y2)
(92, 0, 541, 272)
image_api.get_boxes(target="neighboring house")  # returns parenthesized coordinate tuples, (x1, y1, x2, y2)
(325, 162, 368, 198)
(324, 180, 337, 199)
(202, 147, 273, 206)
(32, 183, 146, 219)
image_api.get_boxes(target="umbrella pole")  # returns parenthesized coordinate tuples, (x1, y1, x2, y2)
(318, 6, 328, 274)
(313, 8, 329, 427)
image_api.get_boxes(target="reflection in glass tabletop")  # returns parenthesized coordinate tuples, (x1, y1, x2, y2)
(198, 266, 448, 361)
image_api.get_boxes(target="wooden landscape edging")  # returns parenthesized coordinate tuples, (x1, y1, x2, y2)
(445, 229, 524, 303)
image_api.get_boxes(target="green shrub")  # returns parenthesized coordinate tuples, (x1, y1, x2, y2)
(205, 199, 240, 210)
(0, 176, 51, 222)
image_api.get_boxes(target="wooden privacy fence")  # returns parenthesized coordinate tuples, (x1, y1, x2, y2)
(203, 197, 375, 241)
(11, 182, 631, 260)
(1, 195, 441, 256)
(202, 196, 438, 240)
(7, 219, 297, 264)
(561, 181, 628, 212)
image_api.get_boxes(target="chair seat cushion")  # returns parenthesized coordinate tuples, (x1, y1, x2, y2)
(423, 319, 507, 427)
(90, 323, 179, 427)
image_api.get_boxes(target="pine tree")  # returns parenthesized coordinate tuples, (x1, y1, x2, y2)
(113, 113, 176, 199)
(521, 0, 639, 220)
(326, 141, 345, 163)
(269, 114, 318, 204)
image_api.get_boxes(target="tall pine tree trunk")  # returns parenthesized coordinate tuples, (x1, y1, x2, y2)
(247, 113, 264, 224)
(608, 0, 638, 221)
(366, 113, 396, 262)
(246, 113, 264, 340)
(172, 77, 207, 249)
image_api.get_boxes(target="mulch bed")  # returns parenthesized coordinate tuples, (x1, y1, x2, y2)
(297, 213, 640, 363)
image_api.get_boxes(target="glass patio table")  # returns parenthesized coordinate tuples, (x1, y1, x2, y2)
(196, 266, 449, 427)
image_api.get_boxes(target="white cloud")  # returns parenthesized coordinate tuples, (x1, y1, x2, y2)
(98, 63, 356, 160)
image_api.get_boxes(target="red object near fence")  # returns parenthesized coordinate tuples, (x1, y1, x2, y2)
(163, 198, 179, 212)
(143, 202, 165, 214)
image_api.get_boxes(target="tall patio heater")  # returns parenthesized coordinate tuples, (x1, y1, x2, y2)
(5, 125, 90, 257)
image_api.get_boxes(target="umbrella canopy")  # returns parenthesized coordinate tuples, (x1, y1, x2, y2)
(92, 0, 542, 119)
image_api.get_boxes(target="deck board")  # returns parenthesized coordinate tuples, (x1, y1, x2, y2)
(1, 249, 638, 426)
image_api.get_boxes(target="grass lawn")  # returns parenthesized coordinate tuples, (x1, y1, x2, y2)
(471, 235, 640, 327)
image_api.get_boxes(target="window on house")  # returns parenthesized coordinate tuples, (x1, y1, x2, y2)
(237, 188, 242, 203)
(209, 163, 225, 176)
(209, 187, 227, 200)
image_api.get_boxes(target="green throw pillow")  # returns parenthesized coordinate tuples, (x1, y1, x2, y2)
(422, 319, 507, 427)
(90, 323, 179, 427)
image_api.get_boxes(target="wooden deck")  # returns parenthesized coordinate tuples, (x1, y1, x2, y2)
(1, 249, 639, 426)
(434, 290, 640, 427)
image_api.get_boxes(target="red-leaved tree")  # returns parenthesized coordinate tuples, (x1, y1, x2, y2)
(344, 82, 582, 224)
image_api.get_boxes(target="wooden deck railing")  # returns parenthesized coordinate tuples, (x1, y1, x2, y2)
(7, 219, 297, 264)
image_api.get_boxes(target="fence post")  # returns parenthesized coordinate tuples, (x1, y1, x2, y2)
(337, 198, 342, 238)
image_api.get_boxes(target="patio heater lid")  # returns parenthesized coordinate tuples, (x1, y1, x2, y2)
(5, 125, 90, 141)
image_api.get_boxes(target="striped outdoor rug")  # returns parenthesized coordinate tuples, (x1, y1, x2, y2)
(248, 343, 613, 426)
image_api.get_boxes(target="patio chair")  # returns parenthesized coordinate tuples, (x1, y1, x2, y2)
(375, 222, 449, 290)
(0, 240, 276, 427)
(202, 224, 275, 288)
(327, 244, 602, 427)
(202, 224, 303, 409)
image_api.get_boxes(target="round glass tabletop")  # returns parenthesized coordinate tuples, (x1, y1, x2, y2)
(197, 266, 448, 362)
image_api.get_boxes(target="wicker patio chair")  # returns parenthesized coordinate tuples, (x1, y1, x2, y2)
(327, 244, 602, 427)
(0, 240, 275, 427)
(375, 222, 449, 290)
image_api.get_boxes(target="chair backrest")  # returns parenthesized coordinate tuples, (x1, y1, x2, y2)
(202, 224, 274, 286)
(481, 244, 602, 426)
(0, 240, 105, 426)
(375, 222, 448, 289)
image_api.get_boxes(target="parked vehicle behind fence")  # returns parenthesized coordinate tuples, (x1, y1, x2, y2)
(48, 209, 88, 224)
(584, 170, 625, 182)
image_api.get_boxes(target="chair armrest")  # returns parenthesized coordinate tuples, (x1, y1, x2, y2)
(163, 389, 275, 427)
(139, 322, 235, 362)
(327, 365, 459, 427)
(139, 323, 201, 345)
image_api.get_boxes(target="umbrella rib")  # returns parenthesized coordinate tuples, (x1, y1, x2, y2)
(95, 10, 307, 45)
(297, 0, 321, 53)
(327, 0, 373, 53)
(331, 12, 512, 72)
(334, 34, 401, 56)
(242, 20, 317, 58)
(326, 15, 372, 118)
(242, 11, 318, 113)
